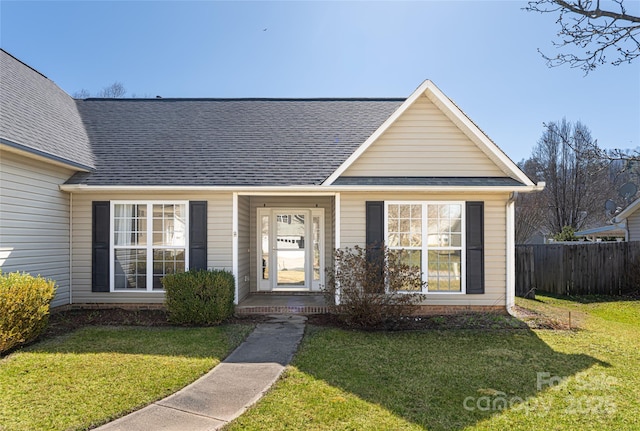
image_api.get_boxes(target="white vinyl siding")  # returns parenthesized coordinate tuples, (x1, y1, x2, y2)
(0, 150, 74, 308)
(71, 192, 233, 304)
(340, 192, 510, 306)
(341, 95, 505, 177)
(627, 211, 640, 241)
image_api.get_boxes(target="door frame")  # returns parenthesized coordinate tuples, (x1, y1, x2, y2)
(256, 207, 324, 292)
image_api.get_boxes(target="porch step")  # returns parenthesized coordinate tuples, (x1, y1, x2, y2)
(235, 305, 329, 315)
(236, 294, 329, 315)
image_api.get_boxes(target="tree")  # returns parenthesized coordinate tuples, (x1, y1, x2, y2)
(72, 81, 127, 98)
(573, 141, 640, 166)
(515, 188, 548, 243)
(519, 119, 615, 237)
(72, 88, 91, 98)
(97, 81, 126, 98)
(525, 0, 640, 73)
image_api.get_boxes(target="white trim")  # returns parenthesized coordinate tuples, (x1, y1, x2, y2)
(321, 80, 535, 187)
(334, 193, 341, 249)
(0, 141, 93, 172)
(232, 193, 239, 304)
(256, 208, 271, 292)
(506, 199, 516, 310)
(109, 200, 189, 292)
(256, 208, 325, 292)
(311, 208, 325, 291)
(385, 200, 466, 294)
(614, 196, 640, 223)
(60, 184, 543, 193)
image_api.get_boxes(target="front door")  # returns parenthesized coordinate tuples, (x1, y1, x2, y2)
(257, 208, 324, 291)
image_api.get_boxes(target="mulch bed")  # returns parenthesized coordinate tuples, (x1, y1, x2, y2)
(306, 311, 531, 331)
(45, 308, 269, 339)
(42, 304, 565, 341)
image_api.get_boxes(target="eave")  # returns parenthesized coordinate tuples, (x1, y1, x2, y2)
(59, 183, 545, 194)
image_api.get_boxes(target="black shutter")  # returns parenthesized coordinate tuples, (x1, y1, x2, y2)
(366, 201, 384, 248)
(189, 201, 208, 271)
(466, 201, 485, 294)
(92, 201, 110, 292)
(366, 201, 385, 288)
(366, 201, 385, 270)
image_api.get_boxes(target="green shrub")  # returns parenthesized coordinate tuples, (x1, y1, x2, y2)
(0, 271, 56, 354)
(162, 269, 235, 325)
(323, 245, 424, 329)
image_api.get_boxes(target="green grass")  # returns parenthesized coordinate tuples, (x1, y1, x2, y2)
(227, 296, 640, 431)
(0, 324, 252, 431)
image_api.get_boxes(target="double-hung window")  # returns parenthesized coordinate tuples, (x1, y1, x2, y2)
(386, 202, 465, 293)
(111, 201, 188, 291)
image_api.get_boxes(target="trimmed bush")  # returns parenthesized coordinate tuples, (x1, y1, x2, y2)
(0, 271, 56, 354)
(323, 244, 425, 329)
(162, 269, 235, 325)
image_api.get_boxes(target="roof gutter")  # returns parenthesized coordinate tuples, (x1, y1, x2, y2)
(59, 182, 546, 194)
(1, 139, 94, 172)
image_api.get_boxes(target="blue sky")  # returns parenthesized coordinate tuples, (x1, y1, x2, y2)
(1, 0, 639, 163)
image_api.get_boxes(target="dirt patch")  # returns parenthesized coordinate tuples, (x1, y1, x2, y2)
(510, 305, 575, 330)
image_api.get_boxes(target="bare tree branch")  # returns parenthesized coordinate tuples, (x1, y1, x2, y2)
(525, 0, 640, 72)
(97, 82, 127, 98)
(73, 88, 91, 99)
(520, 119, 616, 235)
(73, 82, 128, 98)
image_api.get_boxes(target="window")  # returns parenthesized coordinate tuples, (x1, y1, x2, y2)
(112, 202, 188, 291)
(386, 202, 465, 293)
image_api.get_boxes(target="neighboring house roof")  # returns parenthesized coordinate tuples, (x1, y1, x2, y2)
(67, 98, 403, 186)
(575, 224, 626, 239)
(614, 196, 640, 223)
(0, 49, 94, 170)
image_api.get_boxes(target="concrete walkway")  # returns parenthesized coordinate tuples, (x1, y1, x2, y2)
(94, 315, 306, 431)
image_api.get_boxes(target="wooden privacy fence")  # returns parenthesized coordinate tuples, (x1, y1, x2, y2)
(516, 241, 640, 298)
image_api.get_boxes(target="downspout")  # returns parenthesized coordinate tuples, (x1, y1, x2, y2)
(505, 192, 517, 312)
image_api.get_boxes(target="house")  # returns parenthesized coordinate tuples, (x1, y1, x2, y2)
(575, 196, 640, 242)
(0, 49, 543, 313)
(614, 197, 640, 241)
(574, 225, 627, 242)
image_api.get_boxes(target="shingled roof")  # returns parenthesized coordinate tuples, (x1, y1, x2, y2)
(67, 98, 403, 186)
(0, 49, 94, 170)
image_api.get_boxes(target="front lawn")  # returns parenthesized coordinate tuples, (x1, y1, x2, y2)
(227, 295, 640, 430)
(0, 324, 252, 431)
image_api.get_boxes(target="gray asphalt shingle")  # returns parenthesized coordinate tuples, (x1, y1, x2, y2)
(2, 49, 522, 188)
(0, 50, 94, 169)
(68, 98, 404, 186)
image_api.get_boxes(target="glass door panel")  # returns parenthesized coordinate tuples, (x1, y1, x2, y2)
(276, 213, 306, 287)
